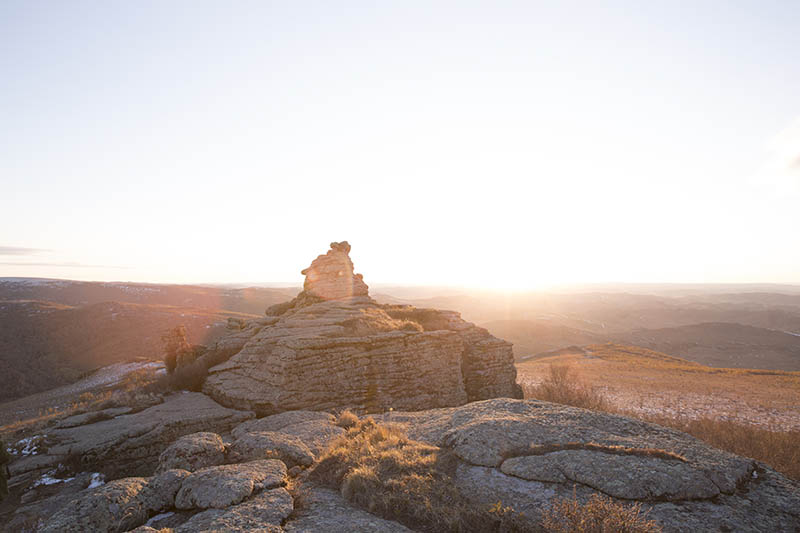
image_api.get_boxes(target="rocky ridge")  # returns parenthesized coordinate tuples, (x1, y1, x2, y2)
(10, 396, 799, 532)
(201, 241, 522, 414)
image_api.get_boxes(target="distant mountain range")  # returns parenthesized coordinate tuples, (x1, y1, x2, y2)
(2, 277, 800, 402)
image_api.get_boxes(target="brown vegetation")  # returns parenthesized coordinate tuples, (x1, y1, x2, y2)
(310, 417, 667, 532)
(626, 414, 800, 481)
(524, 364, 608, 411)
(541, 492, 661, 533)
(334, 409, 360, 429)
(310, 418, 529, 532)
(504, 442, 685, 463)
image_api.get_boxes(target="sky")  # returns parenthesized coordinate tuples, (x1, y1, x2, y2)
(1, 1, 799, 289)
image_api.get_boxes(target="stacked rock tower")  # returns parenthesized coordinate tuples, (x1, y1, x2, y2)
(202, 241, 522, 415)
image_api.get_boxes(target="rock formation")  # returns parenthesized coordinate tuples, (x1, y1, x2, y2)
(202, 241, 522, 414)
(300, 241, 369, 300)
(19, 400, 800, 532)
(375, 399, 800, 532)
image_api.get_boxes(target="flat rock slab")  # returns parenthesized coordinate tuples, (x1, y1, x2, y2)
(175, 459, 287, 509)
(43, 392, 253, 476)
(54, 407, 133, 429)
(284, 485, 413, 533)
(502, 450, 719, 500)
(232, 411, 335, 438)
(384, 398, 754, 496)
(174, 488, 292, 532)
(156, 432, 228, 473)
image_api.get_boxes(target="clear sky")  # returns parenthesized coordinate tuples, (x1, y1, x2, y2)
(1, 1, 799, 288)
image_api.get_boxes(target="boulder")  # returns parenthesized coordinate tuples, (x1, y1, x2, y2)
(203, 242, 521, 414)
(230, 431, 315, 467)
(174, 459, 287, 510)
(39, 469, 189, 533)
(156, 432, 228, 473)
(230, 411, 345, 467)
(173, 488, 293, 532)
(284, 484, 413, 533)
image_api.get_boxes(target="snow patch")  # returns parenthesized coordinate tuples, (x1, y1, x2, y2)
(33, 470, 74, 487)
(88, 472, 105, 489)
(15, 436, 42, 456)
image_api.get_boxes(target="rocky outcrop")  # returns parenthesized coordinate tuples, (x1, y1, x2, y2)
(40, 469, 189, 533)
(174, 460, 287, 510)
(301, 241, 369, 301)
(379, 398, 800, 532)
(173, 488, 292, 532)
(21, 399, 800, 532)
(230, 410, 345, 466)
(156, 432, 228, 474)
(202, 241, 521, 414)
(10, 392, 253, 487)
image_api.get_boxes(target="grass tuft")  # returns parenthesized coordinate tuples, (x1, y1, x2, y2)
(541, 492, 662, 533)
(524, 364, 608, 411)
(310, 418, 530, 532)
(335, 409, 360, 429)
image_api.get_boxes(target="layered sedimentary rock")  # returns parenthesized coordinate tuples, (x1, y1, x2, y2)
(203, 241, 521, 414)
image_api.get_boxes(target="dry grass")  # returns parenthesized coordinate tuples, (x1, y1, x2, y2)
(335, 409, 360, 429)
(541, 492, 661, 533)
(504, 442, 685, 463)
(310, 418, 530, 532)
(623, 413, 800, 481)
(524, 364, 608, 411)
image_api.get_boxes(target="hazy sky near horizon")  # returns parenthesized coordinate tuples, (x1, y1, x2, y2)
(2, 1, 799, 288)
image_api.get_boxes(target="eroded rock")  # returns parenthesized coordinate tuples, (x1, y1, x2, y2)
(156, 432, 228, 473)
(174, 459, 287, 510)
(203, 242, 521, 414)
(380, 398, 800, 532)
(230, 431, 315, 467)
(173, 487, 293, 532)
(284, 484, 413, 533)
(28, 393, 252, 480)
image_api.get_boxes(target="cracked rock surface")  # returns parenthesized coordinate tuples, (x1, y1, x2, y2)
(18, 399, 800, 533)
(382, 398, 800, 531)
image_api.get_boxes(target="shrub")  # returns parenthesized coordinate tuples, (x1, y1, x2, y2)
(524, 364, 608, 411)
(161, 325, 189, 374)
(335, 409, 360, 429)
(541, 492, 661, 533)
